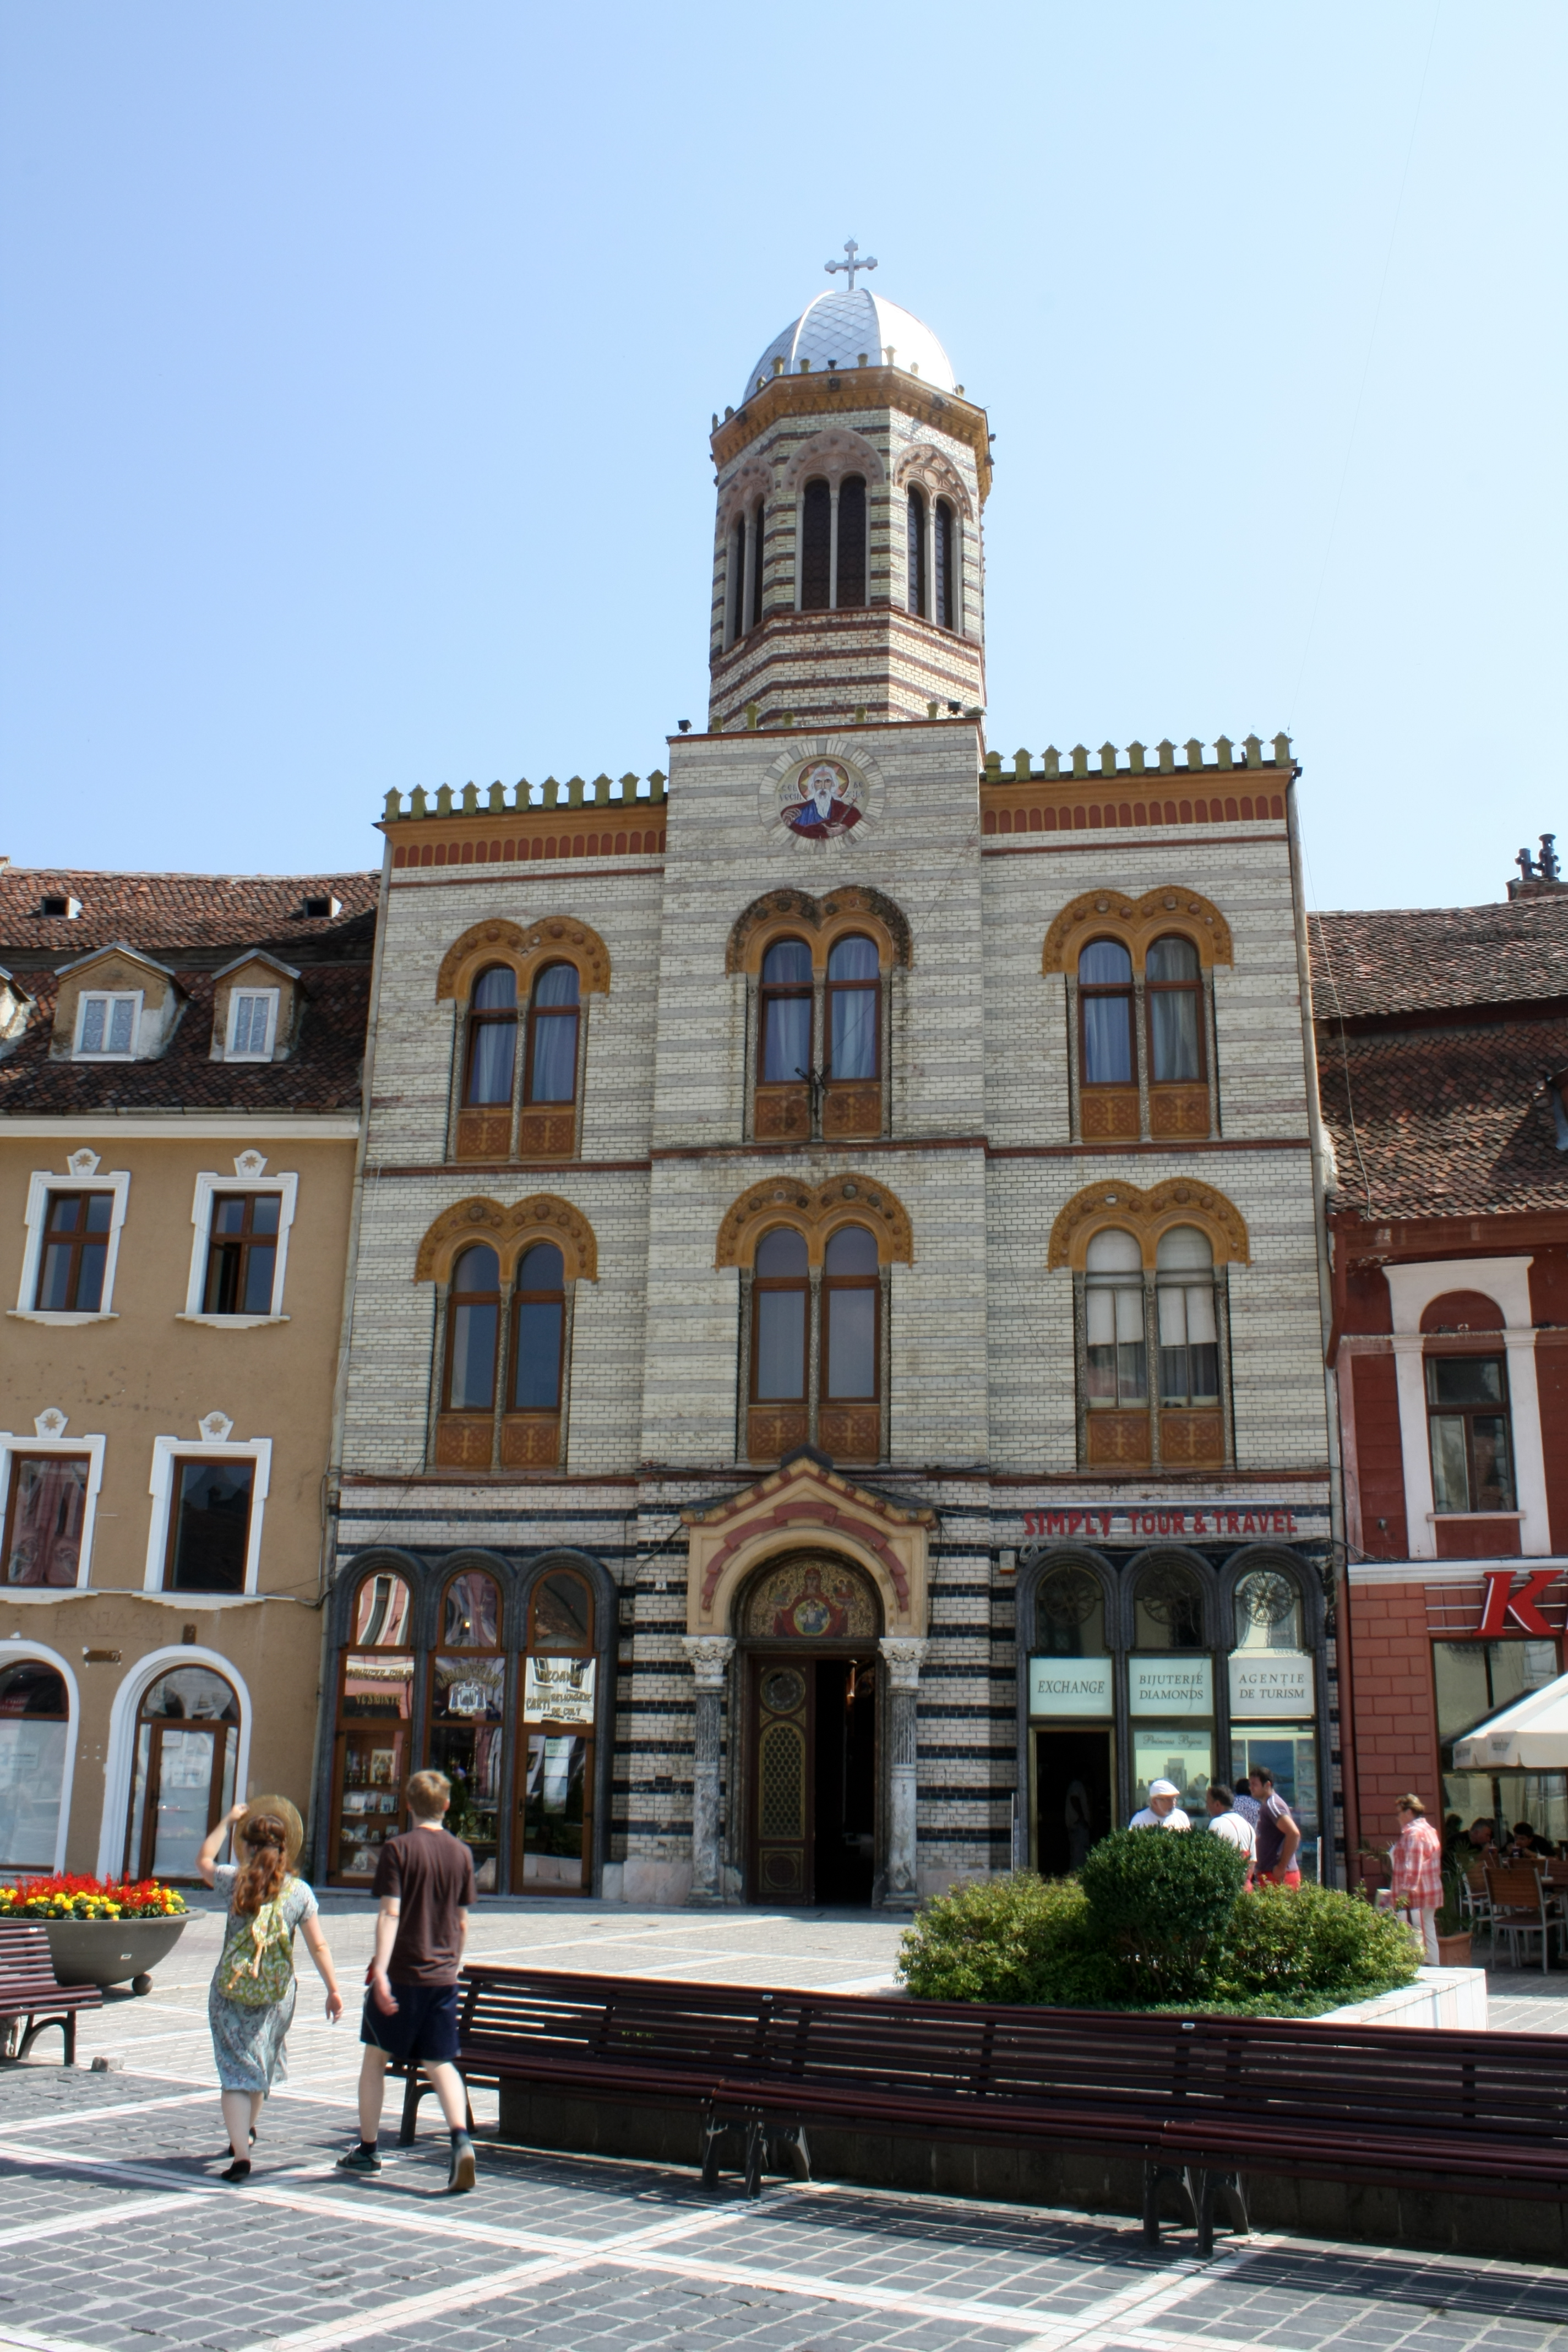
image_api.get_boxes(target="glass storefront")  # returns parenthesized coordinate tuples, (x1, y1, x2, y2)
(331, 1571, 415, 1882)
(0, 1658, 70, 1872)
(1435, 1637, 1566, 1851)
(125, 1666, 239, 1881)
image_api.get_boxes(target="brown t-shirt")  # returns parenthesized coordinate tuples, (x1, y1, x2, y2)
(371, 1827, 476, 1984)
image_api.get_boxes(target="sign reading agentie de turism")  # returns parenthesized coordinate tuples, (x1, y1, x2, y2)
(1228, 1652, 1315, 1719)
(1027, 1657, 1114, 1718)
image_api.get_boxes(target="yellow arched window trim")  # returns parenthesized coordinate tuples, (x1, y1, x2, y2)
(1047, 1178, 1250, 1272)
(725, 885, 912, 978)
(415, 1194, 598, 1286)
(435, 916, 611, 1005)
(1042, 885, 1233, 976)
(716, 1173, 913, 1270)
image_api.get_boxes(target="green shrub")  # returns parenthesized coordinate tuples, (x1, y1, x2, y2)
(1079, 1827, 1248, 1998)
(897, 1872, 1103, 2005)
(1214, 1881, 1420, 2002)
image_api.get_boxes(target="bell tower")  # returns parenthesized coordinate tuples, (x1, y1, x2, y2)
(707, 251, 989, 732)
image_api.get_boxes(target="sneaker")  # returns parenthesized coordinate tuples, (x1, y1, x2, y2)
(336, 2146, 382, 2174)
(447, 2136, 476, 2194)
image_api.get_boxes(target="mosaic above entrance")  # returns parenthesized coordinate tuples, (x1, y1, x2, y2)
(743, 1555, 879, 1640)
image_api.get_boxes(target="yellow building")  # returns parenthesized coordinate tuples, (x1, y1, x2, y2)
(0, 865, 375, 1882)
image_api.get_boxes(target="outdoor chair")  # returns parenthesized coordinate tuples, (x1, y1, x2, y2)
(1460, 1865, 1495, 1943)
(1483, 1862, 1562, 1973)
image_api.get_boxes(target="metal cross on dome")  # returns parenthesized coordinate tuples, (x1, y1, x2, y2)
(825, 238, 877, 292)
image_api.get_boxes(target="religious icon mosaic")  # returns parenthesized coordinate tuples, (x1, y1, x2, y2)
(742, 1555, 878, 1640)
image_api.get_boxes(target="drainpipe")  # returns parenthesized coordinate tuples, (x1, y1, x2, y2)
(1285, 769, 1350, 1886)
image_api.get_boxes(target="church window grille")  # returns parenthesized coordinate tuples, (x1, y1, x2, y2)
(801, 478, 831, 611)
(906, 489, 927, 616)
(934, 497, 957, 629)
(464, 966, 518, 1107)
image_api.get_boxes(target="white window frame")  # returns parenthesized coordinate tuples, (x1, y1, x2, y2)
(144, 1434, 271, 1595)
(0, 1635, 81, 1875)
(225, 986, 280, 1063)
(95, 1645, 252, 1882)
(0, 1430, 106, 1591)
(12, 1166, 130, 1324)
(179, 1169, 298, 1326)
(74, 989, 143, 1060)
(1385, 1256, 1550, 1560)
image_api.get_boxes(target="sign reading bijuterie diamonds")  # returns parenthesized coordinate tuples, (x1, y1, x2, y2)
(1020, 1504, 1327, 1544)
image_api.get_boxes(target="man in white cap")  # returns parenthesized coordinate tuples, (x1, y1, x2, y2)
(1130, 1778, 1191, 1830)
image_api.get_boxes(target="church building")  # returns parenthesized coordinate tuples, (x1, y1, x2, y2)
(322, 264, 1337, 1905)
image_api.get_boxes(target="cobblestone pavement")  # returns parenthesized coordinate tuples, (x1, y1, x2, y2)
(0, 1904, 1564, 2352)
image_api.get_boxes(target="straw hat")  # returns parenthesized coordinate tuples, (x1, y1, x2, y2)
(236, 1795, 304, 1868)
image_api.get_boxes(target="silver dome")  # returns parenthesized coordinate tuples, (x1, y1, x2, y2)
(743, 288, 956, 406)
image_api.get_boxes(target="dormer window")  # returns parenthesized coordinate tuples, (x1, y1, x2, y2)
(300, 894, 341, 918)
(226, 988, 279, 1061)
(76, 990, 140, 1059)
(40, 895, 81, 919)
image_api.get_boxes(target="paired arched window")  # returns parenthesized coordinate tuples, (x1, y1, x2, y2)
(747, 1222, 883, 1465)
(799, 474, 868, 613)
(458, 961, 582, 1161)
(1080, 1225, 1226, 1468)
(934, 497, 956, 628)
(438, 1240, 570, 1468)
(907, 488, 927, 616)
(1074, 931, 1212, 1140)
(906, 489, 960, 629)
(753, 933, 885, 1142)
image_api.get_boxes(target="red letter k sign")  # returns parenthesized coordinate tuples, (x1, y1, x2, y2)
(1476, 1569, 1557, 1637)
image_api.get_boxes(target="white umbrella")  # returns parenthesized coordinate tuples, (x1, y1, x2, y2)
(1451, 1668, 1568, 1770)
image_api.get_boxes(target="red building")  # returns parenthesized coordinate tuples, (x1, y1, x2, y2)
(1314, 863, 1568, 1860)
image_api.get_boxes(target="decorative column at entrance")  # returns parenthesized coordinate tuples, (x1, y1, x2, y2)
(879, 1636, 927, 1908)
(682, 1635, 734, 1907)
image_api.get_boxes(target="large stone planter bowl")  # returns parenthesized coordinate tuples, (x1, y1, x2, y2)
(42, 1914, 189, 1995)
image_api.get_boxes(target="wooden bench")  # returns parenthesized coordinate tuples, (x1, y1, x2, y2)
(0, 1921, 104, 2065)
(398, 1963, 1568, 2254)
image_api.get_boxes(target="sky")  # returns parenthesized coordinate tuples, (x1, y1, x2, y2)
(1, 3, 1563, 910)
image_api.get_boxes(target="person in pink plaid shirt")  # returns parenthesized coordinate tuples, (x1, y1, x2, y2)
(1390, 1794, 1444, 1963)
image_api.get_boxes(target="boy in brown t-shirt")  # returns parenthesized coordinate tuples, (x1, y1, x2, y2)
(338, 1768, 478, 2192)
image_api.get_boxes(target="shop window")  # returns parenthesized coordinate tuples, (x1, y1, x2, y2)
(519, 1568, 597, 1893)
(331, 1572, 415, 1883)
(1427, 1357, 1516, 1512)
(1436, 1636, 1567, 1854)
(0, 1657, 70, 1871)
(202, 1193, 282, 1316)
(428, 1567, 504, 1888)
(34, 1193, 112, 1311)
(756, 938, 813, 1141)
(3, 1455, 89, 1587)
(1129, 1561, 1213, 1818)
(164, 1460, 255, 1593)
(520, 962, 580, 1157)
(1231, 1724, 1321, 1880)
(125, 1666, 239, 1882)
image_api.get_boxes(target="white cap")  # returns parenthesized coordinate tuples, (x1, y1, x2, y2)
(1148, 1779, 1180, 1798)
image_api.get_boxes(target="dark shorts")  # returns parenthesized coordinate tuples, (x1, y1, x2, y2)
(360, 1981, 460, 2066)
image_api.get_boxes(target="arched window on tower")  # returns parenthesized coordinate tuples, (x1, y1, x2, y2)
(801, 478, 831, 611)
(934, 498, 957, 629)
(836, 475, 867, 608)
(729, 517, 747, 642)
(906, 488, 927, 616)
(750, 500, 765, 624)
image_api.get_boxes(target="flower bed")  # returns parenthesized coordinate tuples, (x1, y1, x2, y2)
(0, 1872, 187, 1921)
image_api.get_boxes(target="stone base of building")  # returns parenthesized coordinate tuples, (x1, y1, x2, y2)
(493, 2080, 1567, 2262)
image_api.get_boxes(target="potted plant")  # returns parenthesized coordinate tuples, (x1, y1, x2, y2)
(1433, 1867, 1472, 1968)
(0, 1874, 189, 1994)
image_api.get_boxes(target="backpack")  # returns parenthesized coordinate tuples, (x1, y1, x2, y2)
(218, 1880, 297, 2008)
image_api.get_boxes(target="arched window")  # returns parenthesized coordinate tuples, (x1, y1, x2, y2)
(464, 966, 518, 1107)
(429, 1567, 504, 1887)
(801, 477, 831, 611)
(826, 935, 878, 1082)
(525, 963, 580, 1106)
(1156, 1228, 1218, 1408)
(444, 1245, 501, 1417)
(836, 474, 867, 607)
(521, 1566, 598, 1893)
(1085, 1229, 1146, 1411)
(1233, 1566, 1305, 1653)
(756, 939, 813, 1142)
(1033, 1565, 1107, 1659)
(0, 1657, 70, 1871)
(1147, 934, 1202, 1083)
(1134, 1560, 1206, 1651)
(1079, 940, 1134, 1086)
(823, 1224, 878, 1402)
(753, 1227, 809, 1413)
(333, 1570, 415, 1882)
(126, 1664, 239, 1882)
(934, 497, 957, 629)
(906, 488, 927, 616)
(750, 500, 765, 624)
(511, 1243, 565, 1414)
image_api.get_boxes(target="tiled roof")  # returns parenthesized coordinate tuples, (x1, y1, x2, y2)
(1317, 1014, 1568, 1220)
(0, 866, 377, 1114)
(1310, 896, 1568, 1023)
(0, 866, 378, 960)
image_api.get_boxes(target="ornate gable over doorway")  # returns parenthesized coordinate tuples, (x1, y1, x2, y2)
(683, 1451, 933, 1636)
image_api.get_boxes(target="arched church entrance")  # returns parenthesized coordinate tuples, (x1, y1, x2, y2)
(738, 1551, 881, 1906)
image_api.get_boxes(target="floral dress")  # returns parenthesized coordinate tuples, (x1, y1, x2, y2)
(207, 1864, 319, 2094)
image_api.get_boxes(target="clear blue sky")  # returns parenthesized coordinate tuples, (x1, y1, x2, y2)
(2, 4, 1562, 909)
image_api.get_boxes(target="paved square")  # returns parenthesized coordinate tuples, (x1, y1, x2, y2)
(0, 1897, 1564, 2352)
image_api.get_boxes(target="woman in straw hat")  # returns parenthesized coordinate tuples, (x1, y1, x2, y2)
(197, 1795, 343, 2182)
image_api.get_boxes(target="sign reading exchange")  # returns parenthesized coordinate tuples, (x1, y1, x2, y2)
(1028, 1658, 1114, 1718)
(1128, 1658, 1213, 1717)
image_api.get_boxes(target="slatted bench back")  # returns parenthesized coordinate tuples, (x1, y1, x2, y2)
(0, 1921, 59, 1991)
